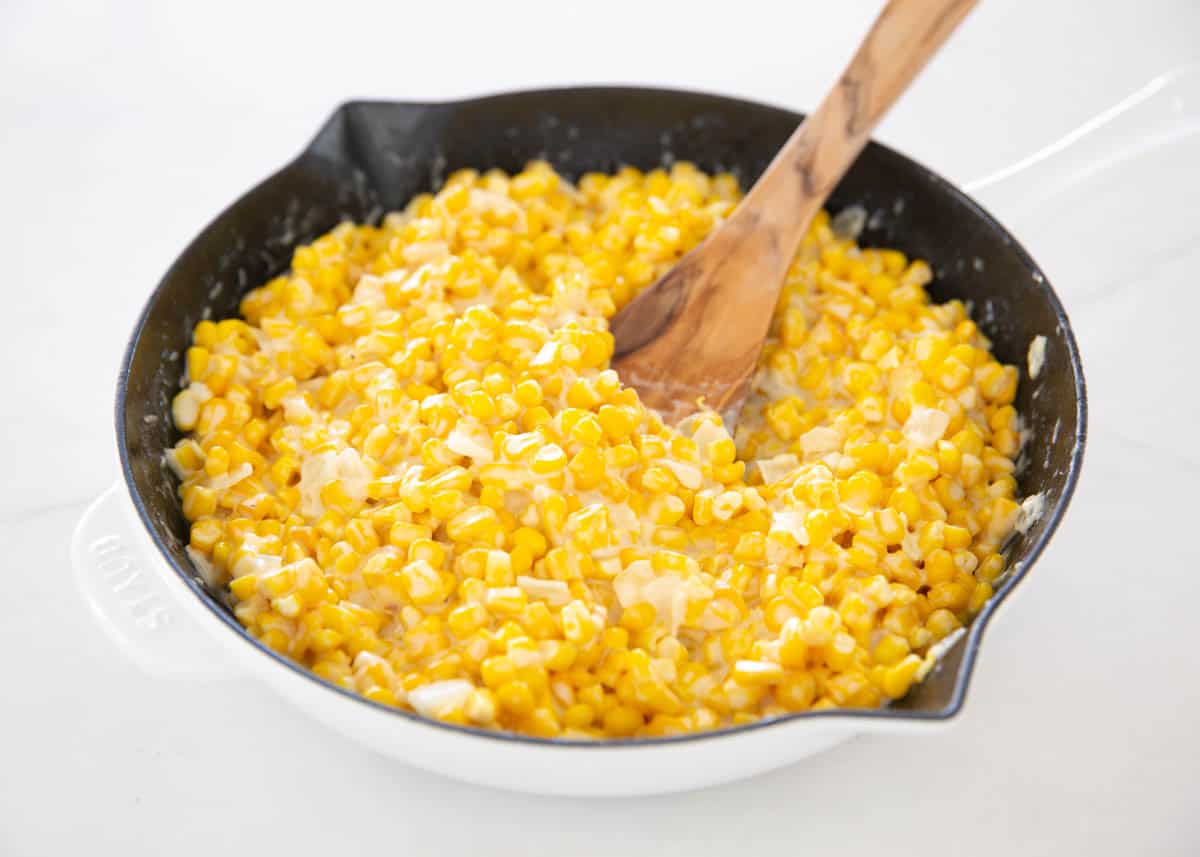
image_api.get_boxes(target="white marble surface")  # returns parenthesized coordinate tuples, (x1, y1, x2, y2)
(3, 0, 1199, 853)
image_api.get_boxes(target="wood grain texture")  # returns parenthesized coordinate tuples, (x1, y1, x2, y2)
(610, 0, 977, 424)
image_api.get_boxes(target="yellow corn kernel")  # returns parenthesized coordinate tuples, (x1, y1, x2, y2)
(927, 581, 969, 611)
(924, 549, 956, 585)
(496, 680, 536, 717)
(967, 580, 994, 614)
(400, 559, 444, 605)
(481, 655, 517, 689)
(563, 702, 595, 728)
(602, 705, 643, 737)
(542, 640, 577, 671)
(189, 519, 222, 552)
(943, 523, 971, 550)
(229, 573, 259, 601)
(447, 602, 487, 637)
(526, 706, 561, 738)
(777, 672, 817, 710)
(978, 552, 1006, 583)
(464, 689, 498, 725)
(446, 506, 502, 544)
(732, 660, 785, 686)
(485, 586, 527, 616)
(560, 600, 597, 644)
(620, 602, 657, 633)
(872, 633, 910, 667)
(172, 386, 210, 432)
(712, 490, 744, 521)
(882, 654, 922, 699)
(531, 443, 567, 474)
(597, 404, 638, 440)
(926, 608, 962, 640)
(778, 617, 809, 668)
(181, 484, 217, 519)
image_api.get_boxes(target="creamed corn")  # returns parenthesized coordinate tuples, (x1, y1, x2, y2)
(168, 161, 1024, 738)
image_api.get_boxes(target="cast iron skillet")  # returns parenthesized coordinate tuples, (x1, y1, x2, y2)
(117, 87, 1086, 744)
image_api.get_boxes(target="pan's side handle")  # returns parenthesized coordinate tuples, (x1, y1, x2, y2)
(72, 484, 239, 680)
(965, 62, 1200, 218)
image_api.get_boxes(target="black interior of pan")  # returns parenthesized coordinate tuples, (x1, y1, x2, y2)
(119, 87, 1085, 732)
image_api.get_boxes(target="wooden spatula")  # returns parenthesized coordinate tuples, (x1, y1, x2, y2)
(610, 0, 977, 424)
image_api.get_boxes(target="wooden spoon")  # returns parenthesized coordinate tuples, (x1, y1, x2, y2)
(610, 0, 977, 424)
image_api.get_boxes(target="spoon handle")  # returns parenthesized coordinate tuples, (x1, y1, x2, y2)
(736, 0, 977, 251)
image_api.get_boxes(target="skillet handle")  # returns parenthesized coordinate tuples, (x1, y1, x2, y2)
(965, 62, 1200, 218)
(71, 483, 239, 680)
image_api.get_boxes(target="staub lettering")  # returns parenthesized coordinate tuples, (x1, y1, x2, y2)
(89, 535, 172, 631)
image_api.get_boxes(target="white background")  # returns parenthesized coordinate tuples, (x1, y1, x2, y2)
(4, 0, 1200, 854)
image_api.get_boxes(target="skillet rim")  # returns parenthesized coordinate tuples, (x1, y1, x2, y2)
(116, 85, 1088, 749)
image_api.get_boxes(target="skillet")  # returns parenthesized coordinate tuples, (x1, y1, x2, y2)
(109, 86, 1087, 791)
